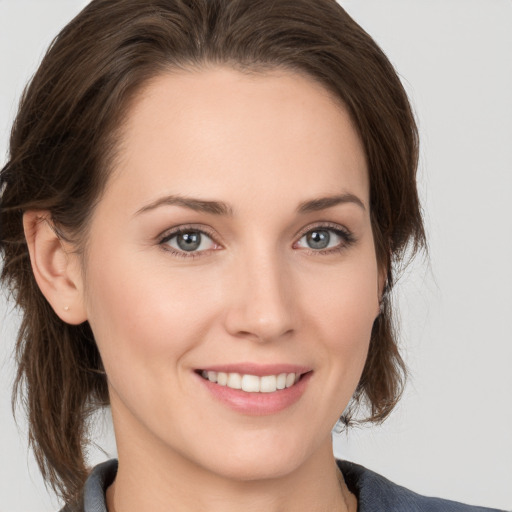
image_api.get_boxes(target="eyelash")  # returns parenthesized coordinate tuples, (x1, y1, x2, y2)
(158, 222, 356, 259)
(158, 224, 218, 259)
(295, 222, 356, 256)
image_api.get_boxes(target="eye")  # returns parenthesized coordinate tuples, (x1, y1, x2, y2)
(295, 226, 354, 252)
(161, 229, 218, 255)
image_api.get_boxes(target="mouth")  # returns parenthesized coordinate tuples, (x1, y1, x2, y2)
(197, 370, 306, 393)
(195, 365, 313, 415)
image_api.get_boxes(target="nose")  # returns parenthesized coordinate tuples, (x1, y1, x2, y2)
(223, 249, 297, 343)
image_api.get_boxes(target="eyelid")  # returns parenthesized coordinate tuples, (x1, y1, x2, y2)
(158, 224, 223, 257)
(158, 223, 217, 242)
(294, 221, 353, 240)
(293, 221, 356, 252)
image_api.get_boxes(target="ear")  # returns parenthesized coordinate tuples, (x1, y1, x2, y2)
(23, 211, 87, 325)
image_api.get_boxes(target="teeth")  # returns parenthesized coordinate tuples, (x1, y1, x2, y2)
(241, 374, 260, 392)
(285, 373, 296, 388)
(201, 371, 301, 393)
(260, 375, 277, 393)
(227, 372, 242, 389)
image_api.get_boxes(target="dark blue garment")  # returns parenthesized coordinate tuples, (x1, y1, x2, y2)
(337, 460, 506, 512)
(61, 458, 507, 511)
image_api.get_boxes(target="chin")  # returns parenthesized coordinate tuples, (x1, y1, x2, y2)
(201, 452, 305, 482)
(184, 428, 328, 483)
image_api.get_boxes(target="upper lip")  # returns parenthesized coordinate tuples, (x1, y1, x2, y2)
(197, 363, 312, 377)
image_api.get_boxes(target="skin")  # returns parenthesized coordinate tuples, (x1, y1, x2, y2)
(25, 67, 384, 511)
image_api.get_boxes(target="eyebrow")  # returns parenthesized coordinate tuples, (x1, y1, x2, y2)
(135, 192, 365, 217)
(135, 194, 233, 216)
(297, 193, 366, 213)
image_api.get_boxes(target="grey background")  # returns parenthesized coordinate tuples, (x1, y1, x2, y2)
(1, 1, 511, 510)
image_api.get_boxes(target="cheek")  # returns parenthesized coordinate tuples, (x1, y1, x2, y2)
(324, 289, 376, 379)
(83, 254, 220, 394)
(303, 252, 378, 330)
(299, 250, 379, 372)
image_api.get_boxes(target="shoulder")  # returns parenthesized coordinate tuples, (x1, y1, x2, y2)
(59, 459, 117, 512)
(337, 460, 506, 512)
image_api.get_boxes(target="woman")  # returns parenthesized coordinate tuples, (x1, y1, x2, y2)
(0, 1, 508, 511)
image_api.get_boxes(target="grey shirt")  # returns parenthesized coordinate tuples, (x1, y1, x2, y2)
(60, 459, 506, 512)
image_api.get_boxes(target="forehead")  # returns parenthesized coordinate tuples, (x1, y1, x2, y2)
(107, 66, 368, 211)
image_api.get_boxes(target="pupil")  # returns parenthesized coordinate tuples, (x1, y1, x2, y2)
(307, 230, 330, 249)
(177, 232, 201, 251)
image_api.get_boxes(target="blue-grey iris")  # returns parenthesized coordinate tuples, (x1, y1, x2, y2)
(307, 230, 330, 249)
(177, 231, 201, 251)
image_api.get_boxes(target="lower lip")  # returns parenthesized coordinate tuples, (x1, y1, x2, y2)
(196, 372, 312, 416)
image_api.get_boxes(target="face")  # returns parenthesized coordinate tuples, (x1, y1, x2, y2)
(80, 67, 381, 481)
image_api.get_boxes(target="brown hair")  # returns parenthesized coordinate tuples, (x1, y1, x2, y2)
(0, 0, 425, 503)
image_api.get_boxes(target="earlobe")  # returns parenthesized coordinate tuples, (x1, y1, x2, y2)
(23, 211, 87, 325)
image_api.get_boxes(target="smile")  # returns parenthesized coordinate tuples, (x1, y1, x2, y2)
(200, 370, 301, 393)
